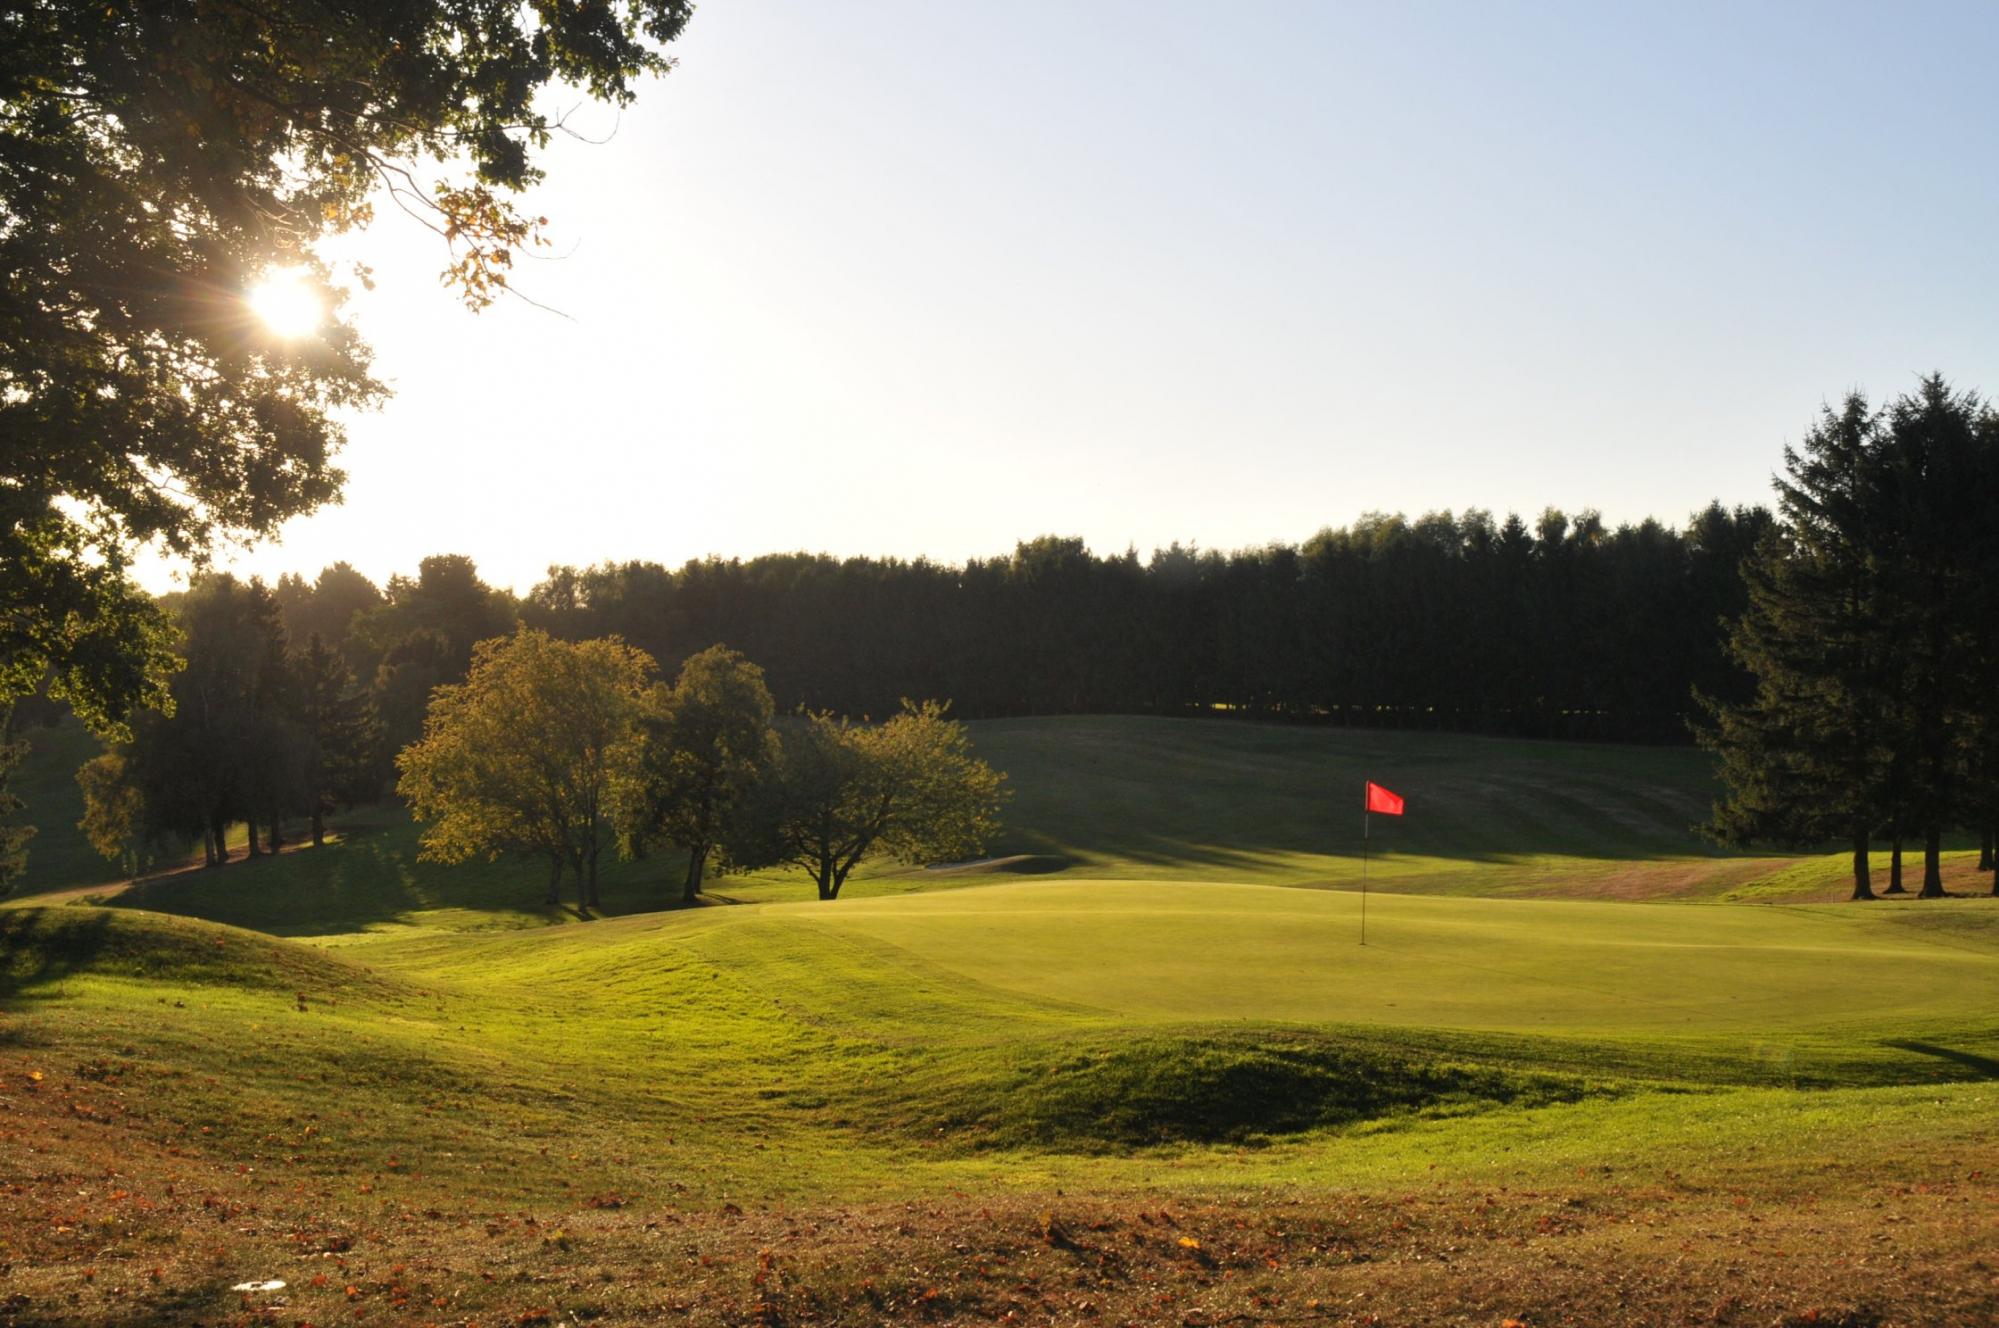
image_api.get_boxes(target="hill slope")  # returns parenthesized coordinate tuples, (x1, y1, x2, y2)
(9, 715, 1833, 934)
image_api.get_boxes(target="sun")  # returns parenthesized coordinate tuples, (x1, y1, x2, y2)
(247, 267, 323, 338)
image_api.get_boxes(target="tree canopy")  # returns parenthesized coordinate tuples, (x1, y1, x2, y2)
(737, 701, 1009, 901)
(620, 646, 779, 905)
(1, 1, 693, 735)
(521, 506, 1773, 742)
(1703, 376, 1999, 898)
(397, 628, 654, 913)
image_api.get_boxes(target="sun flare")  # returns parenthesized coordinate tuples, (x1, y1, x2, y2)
(247, 267, 323, 338)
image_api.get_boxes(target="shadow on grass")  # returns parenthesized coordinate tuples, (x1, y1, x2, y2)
(974, 715, 1745, 874)
(81, 1277, 243, 1327)
(98, 806, 687, 937)
(896, 1026, 1604, 1151)
(1881, 1040, 1999, 1080)
(0, 907, 114, 998)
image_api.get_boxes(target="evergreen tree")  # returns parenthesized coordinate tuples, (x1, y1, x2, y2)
(1701, 397, 1889, 899)
(1871, 378, 1989, 896)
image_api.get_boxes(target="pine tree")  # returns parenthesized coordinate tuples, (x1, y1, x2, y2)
(1870, 378, 1989, 896)
(1701, 397, 1889, 899)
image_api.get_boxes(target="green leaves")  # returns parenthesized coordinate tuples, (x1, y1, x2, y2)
(752, 700, 1010, 900)
(618, 647, 779, 901)
(396, 628, 655, 909)
(1, 1, 694, 740)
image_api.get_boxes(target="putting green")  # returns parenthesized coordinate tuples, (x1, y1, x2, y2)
(745, 880, 1999, 1034)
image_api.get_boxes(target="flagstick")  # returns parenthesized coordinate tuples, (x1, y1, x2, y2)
(1360, 796, 1370, 947)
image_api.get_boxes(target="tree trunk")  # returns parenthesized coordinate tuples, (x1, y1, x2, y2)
(1849, 831, 1874, 901)
(210, 813, 229, 865)
(246, 819, 263, 858)
(817, 862, 835, 901)
(682, 843, 707, 906)
(202, 825, 217, 868)
(269, 817, 283, 853)
(1918, 823, 1945, 897)
(310, 809, 325, 847)
(545, 856, 563, 906)
(585, 847, 601, 912)
(1980, 827, 1994, 872)
(1885, 837, 1905, 893)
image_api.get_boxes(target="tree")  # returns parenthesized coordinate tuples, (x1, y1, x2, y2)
(110, 575, 301, 867)
(0, 718, 30, 895)
(75, 750, 150, 877)
(1700, 396, 1890, 900)
(742, 701, 1007, 901)
(1870, 378, 1989, 896)
(292, 634, 382, 845)
(621, 647, 778, 905)
(2, 1, 694, 840)
(397, 629, 653, 913)
(356, 555, 519, 752)
(275, 564, 384, 667)
(1, 506, 179, 739)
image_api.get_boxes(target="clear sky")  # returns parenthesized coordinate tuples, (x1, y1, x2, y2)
(147, 0, 1999, 594)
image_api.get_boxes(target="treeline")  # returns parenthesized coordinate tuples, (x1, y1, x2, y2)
(524, 504, 1774, 742)
(56, 498, 1771, 875)
(69, 558, 519, 871)
(75, 576, 380, 872)
(231, 509, 1775, 751)
(1703, 376, 1999, 900)
(44, 379, 1999, 904)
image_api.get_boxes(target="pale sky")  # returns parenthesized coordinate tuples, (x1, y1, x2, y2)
(146, 0, 1999, 594)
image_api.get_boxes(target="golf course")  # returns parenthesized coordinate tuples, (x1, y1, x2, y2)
(3, 715, 1994, 1326)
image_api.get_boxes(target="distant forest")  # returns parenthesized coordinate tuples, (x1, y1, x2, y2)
(204, 502, 1771, 756)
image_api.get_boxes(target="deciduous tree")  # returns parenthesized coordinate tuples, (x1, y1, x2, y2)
(742, 702, 1007, 901)
(397, 629, 653, 913)
(621, 647, 778, 905)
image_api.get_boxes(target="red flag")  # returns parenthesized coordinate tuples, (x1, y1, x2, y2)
(1364, 781, 1405, 816)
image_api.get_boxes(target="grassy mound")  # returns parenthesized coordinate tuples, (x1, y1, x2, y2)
(912, 1028, 1596, 1150)
(0, 905, 395, 1000)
